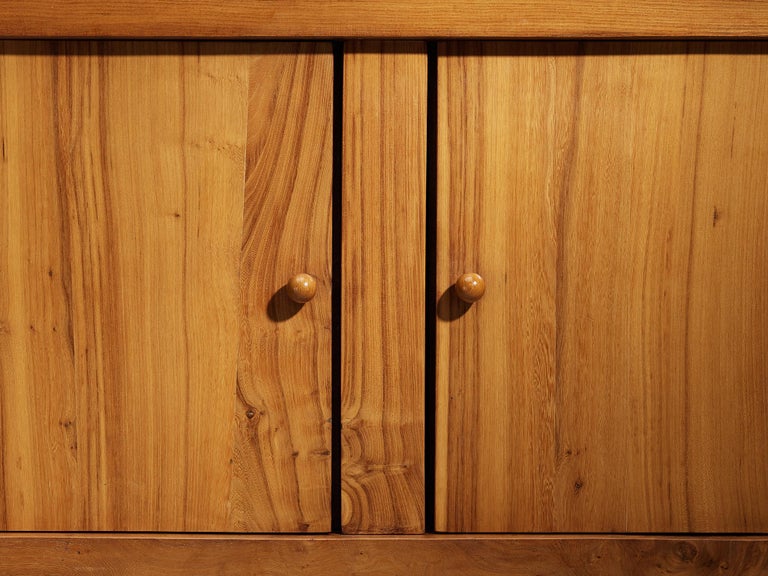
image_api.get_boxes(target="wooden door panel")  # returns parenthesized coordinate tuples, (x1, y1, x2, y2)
(436, 41, 768, 532)
(342, 41, 427, 534)
(0, 41, 332, 532)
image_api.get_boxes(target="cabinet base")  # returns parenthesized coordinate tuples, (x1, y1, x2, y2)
(1, 534, 766, 574)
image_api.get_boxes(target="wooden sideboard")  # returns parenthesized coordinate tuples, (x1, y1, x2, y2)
(1, 3, 767, 573)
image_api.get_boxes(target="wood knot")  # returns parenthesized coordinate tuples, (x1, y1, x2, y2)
(573, 478, 584, 494)
(675, 542, 698, 563)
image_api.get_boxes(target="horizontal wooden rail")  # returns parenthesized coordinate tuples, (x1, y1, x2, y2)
(1, 0, 768, 39)
(0, 534, 766, 574)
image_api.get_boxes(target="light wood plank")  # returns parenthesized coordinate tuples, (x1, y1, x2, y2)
(684, 43, 768, 529)
(2, 0, 768, 38)
(0, 534, 766, 575)
(436, 41, 768, 532)
(342, 41, 426, 534)
(0, 41, 249, 531)
(233, 43, 333, 532)
(436, 41, 563, 532)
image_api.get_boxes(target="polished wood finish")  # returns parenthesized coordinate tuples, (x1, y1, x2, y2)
(436, 41, 768, 532)
(234, 43, 332, 532)
(3, 0, 768, 38)
(454, 273, 486, 303)
(342, 41, 426, 534)
(286, 273, 319, 304)
(0, 41, 247, 531)
(0, 534, 766, 575)
(0, 41, 333, 532)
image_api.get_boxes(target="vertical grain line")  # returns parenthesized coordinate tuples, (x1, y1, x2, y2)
(95, 44, 114, 529)
(553, 43, 585, 526)
(178, 43, 192, 533)
(683, 42, 709, 531)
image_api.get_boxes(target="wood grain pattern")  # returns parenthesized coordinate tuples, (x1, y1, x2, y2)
(0, 534, 766, 575)
(342, 41, 426, 534)
(0, 41, 248, 531)
(2, 0, 768, 38)
(0, 41, 333, 532)
(436, 41, 768, 532)
(234, 43, 333, 532)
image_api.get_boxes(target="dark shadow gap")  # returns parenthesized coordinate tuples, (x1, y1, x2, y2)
(424, 41, 438, 534)
(330, 40, 344, 534)
(2, 40, 765, 57)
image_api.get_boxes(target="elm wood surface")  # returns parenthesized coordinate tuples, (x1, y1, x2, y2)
(341, 41, 427, 534)
(2, 0, 768, 39)
(0, 534, 766, 575)
(0, 41, 333, 532)
(436, 41, 768, 533)
(234, 42, 333, 532)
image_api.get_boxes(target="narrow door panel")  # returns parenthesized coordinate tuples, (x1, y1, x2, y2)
(341, 41, 427, 534)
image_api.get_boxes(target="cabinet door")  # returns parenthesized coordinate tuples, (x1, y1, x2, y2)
(0, 41, 332, 532)
(341, 41, 427, 534)
(436, 42, 768, 532)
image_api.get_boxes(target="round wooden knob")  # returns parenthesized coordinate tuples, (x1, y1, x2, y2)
(454, 273, 485, 303)
(286, 273, 317, 303)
